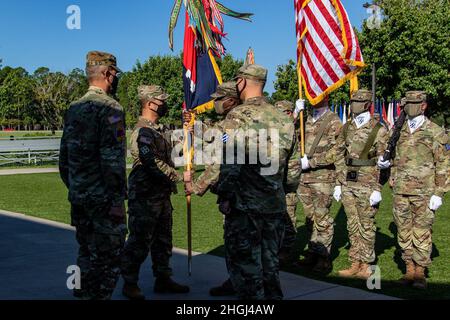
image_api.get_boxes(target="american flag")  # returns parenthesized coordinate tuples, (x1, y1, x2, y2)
(295, 0, 365, 105)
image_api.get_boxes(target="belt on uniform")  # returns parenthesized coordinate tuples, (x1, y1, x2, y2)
(345, 158, 377, 167)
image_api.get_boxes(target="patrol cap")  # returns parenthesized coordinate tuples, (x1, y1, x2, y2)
(274, 100, 295, 113)
(210, 81, 239, 100)
(138, 85, 170, 102)
(351, 89, 372, 109)
(234, 64, 268, 83)
(405, 91, 427, 104)
(86, 51, 122, 73)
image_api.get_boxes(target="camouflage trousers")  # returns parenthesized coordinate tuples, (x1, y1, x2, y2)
(393, 194, 435, 268)
(225, 210, 285, 300)
(121, 198, 173, 284)
(342, 186, 377, 264)
(299, 183, 334, 257)
(71, 202, 126, 300)
(281, 193, 299, 252)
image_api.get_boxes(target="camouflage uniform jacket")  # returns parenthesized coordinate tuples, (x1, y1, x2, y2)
(392, 118, 449, 197)
(216, 97, 300, 214)
(128, 117, 182, 201)
(332, 117, 389, 191)
(192, 120, 225, 196)
(302, 111, 343, 184)
(59, 86, 127, 206)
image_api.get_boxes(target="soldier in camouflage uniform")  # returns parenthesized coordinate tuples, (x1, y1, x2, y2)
(378, 91, 449, 289)
(59, 51, 127, 300)
(274, 100, 302, 265)
(329, 90, 389, 280)
(297, 97, 343, 274)
(120, 85, 189, 300)
(215, 65, 300, 300)
(184, 81, 241, 297)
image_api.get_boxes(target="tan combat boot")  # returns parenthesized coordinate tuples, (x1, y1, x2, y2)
(412, 266, 427, 290)
(397, 262, 416, 286)
(122, 283, 145, 300)
(338, 261, 361, 278)
(356, 263, 373, 280)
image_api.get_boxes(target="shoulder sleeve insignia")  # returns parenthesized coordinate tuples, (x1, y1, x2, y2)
(445, 144, 450, 151)
(108, 115, 122, 124)
(139, 135, 153, 145)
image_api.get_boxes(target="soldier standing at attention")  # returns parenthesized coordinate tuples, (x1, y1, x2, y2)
(121, 85, 190, 300)
(331, 89, 389, 280)
(297, 96, 343, 274)
(215, 65, 300, 300)
(59, 51, 127, 300)
(378, 91, 449, 289)
(274, 100, 302, 266)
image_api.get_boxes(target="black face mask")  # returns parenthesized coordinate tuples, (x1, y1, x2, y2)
(156, 103, 169, 118)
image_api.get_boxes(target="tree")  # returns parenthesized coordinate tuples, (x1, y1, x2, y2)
(117, 53, 244, 127)
(0, 67, 34, 129)
(359, 0, 450, 126)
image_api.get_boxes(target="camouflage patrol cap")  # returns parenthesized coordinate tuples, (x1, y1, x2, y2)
(351, 89, 372, 110)
(86, 51, 122, 73)
(138, 85, 170, 102)
(234, 64, 268, 83)
(351, 89, 373, 102)
(275, 100, 295, 113)
(405, 91, 427, 104)
(210, 81, 239, 100)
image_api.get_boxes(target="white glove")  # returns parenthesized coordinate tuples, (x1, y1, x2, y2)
(370, 191, 382, 207)
(301, 155, 311, 170)
(377, 156, 391, 169)
(333, 186, 342, 202)
(294, 99, 306, 119)
(429, 195, 443, 211)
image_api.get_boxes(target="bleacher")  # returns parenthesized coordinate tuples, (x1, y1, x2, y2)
(0, 138, 61, 166)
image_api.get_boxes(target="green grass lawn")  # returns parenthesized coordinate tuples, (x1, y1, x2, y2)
(0, 172, 449, 300)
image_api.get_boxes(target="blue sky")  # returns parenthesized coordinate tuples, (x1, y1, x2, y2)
(0, 0, 369, 92)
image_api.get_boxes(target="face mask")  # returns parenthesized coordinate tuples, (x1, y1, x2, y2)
(404, 104, 423, 118)
(351, 102, 369, 115)
(156, 103, 168, 118)
(214, 100, 226, 115)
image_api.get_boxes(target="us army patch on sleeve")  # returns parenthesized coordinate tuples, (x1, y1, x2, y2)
(139, 136, 153, 145)
(108, 115, 122, 124)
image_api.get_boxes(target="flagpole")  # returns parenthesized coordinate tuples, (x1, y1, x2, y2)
(297, 65, 305, 157)
(184, 114, 195, 277)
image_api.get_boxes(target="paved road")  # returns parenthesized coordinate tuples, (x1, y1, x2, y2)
(0, 210, 396, 300)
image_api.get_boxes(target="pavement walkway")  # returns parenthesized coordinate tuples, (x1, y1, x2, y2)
(0, 209, 397, 300)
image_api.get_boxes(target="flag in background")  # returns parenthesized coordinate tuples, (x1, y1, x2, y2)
(387, 101, 395, 129)
(182, 12, 222, 113)
(169, 0, 252, 113)
(244, 47, 255, 67)
(295, 0, 365, 105)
